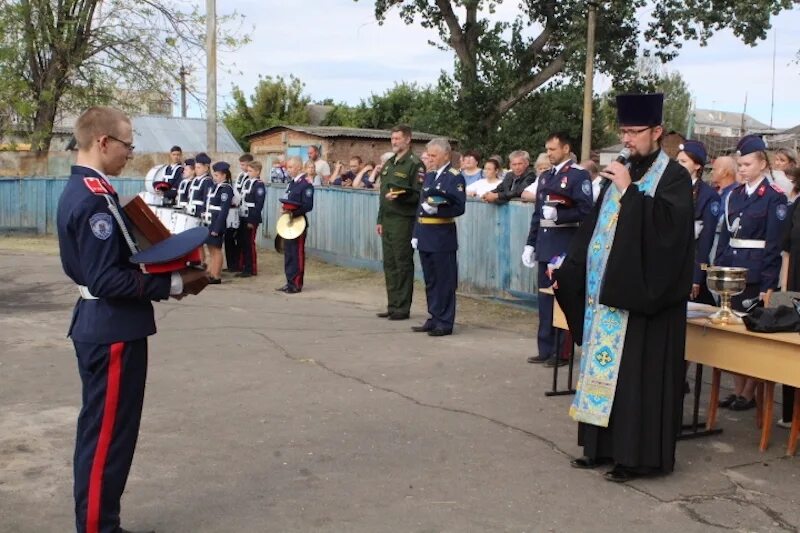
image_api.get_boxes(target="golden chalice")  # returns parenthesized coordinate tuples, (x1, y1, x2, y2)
(705, 266, 748, 325)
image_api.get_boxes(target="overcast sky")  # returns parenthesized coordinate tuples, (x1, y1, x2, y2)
(184, 1, 800, 129)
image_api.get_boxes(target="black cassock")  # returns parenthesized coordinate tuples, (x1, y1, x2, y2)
(554, 149, 694, 473)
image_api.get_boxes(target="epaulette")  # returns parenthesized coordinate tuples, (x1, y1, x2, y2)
(771, 182, 784, 194)
(448, 167, 459, 175)
(572, 164, 585, 171)
(83, 177, 111, 195)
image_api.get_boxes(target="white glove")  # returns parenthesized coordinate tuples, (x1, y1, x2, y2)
(694, 220, 704, 239)
(521, 245, 535, 268)
(421, 202, 438, 215)
(411, 238, 418, 250)
(542, 205, 557, 221)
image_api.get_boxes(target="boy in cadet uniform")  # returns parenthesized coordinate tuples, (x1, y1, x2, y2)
(277, 156, 314, 294)
(410, 138, 467, 337)
(161, 145, 184, 204)
(56, 106, 205, 533)
(187, 152, 213, 220)
(176, 158, 195, 210)
(237, 161, 267, 278)
(225, 153, 254, 272)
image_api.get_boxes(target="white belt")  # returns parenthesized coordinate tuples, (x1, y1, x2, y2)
(191, 200, 204, 205)
(730, 238, 766, 249)
(208, 205, 222, 211)
(540, 220, 579, 228)
(78, 285, 98, 300)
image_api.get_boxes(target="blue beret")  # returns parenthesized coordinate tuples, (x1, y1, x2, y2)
(129, 227, 208, 265)
(184, 158, 195, 167)
(616, 93, 664, 127)
(736, 135, 766, 157)
(212, 161, 230, 173)
(679, 140, 707, 164)
(195, 152, 212, 165)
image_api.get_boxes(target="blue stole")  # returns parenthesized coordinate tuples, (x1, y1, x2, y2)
(569, 150, 670, 427)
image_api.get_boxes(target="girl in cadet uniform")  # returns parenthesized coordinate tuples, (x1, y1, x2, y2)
(203, 161, 234, 284)
(677, 140, 718, 305)
(715, 135, 789, 411)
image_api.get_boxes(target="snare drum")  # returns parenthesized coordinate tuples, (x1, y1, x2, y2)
(139, 191, 165, 207)
(154, 207, 176, 232)
(173, 212, 201, 234)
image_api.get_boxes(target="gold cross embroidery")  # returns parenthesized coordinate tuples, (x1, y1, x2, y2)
(596, 352, 613, 365)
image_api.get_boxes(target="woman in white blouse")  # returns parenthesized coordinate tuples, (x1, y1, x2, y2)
(467, 157, 503, 199)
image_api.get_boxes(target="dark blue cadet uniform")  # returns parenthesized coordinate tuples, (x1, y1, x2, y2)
(57, 165, 173, 533)
(715, 177, 789, 307)
(413, 164, 467, 333)
(187, 173, 213, 219)
(526, 160, 592, 361)
(281, 177, 314, 290)
(203, 182, 234, 247)
(162, 163, 184, 202)
(238, 176, 267, 275)
(692, 178, 720, 304)
(224, 172, 247, 271)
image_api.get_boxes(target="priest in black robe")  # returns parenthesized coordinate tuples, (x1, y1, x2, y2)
(554, 93, 694, 482)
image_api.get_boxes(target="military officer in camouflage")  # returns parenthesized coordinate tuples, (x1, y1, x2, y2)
(376, 125, 425, 320)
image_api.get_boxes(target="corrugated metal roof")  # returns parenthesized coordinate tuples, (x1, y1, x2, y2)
(246, 124, 452, 142)
(131, 115, 242, 153)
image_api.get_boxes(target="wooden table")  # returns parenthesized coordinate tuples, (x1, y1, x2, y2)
(685, 317, 800, 455)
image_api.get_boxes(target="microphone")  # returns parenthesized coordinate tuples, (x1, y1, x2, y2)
(601, 148, 631, 186)
(615, 148, 631, 165)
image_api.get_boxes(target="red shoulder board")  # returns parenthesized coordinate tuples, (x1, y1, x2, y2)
(771, 182, 784, 194)
(561, 165, 571, 173)
(757, 184, 766, 197)
(83, 177, 110, 195)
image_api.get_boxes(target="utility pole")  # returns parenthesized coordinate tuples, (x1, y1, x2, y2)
(206, 0, 217, 152)
(179, 67, 188, 118)
(770, 29, 776, 128)
(580, 2, 598, 162)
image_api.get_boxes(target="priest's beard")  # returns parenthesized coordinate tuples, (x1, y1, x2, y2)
(628, 141, 661, 162)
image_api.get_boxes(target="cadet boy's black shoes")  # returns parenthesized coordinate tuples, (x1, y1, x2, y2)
(388, 313, 409, 320)
(428, 328, 452, 337)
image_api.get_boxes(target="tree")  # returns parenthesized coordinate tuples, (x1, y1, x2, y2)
(0, 0, 249, 151)
(361, 0, 795, 149)
(657, 72, 692, 136)
(223, 75, 311, 147)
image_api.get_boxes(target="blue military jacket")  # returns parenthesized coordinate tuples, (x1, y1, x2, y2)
(163, 164, 184, 200)
(413, 164, 467, 253)
(693, 178, 720, 284)
(187, 174, 213, 217)
(240, 177, 267, 224)
(204, 182, 233, 235)
(715, 177, 789, 291)
(282, 176, 314, 217)
(526, 160, 593, 262)
(57, 165, 171, 344)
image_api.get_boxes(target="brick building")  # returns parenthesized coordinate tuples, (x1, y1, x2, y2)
(245, 125, 455, 169)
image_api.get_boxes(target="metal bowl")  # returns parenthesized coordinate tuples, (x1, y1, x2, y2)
(706, 266, 748, 295)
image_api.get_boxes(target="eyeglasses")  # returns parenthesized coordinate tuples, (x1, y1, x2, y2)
(106, 135, 135, 152)
(618, 126, 652, 139)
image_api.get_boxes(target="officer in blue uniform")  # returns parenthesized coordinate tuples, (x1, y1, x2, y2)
(203, 162, 234, 284)
(187, 152, 213, 219)
(411, 139, 467, 337)
(677, 140, 719, 305)
(715, 134, 789, 411)
(278, 156, 314, 294)
(522, 132, 593, 365)
(162, 145, 184, 204)
(56, 107, 205, 533)
(237, 161, 267, 278)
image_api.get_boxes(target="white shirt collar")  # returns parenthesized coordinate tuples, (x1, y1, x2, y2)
(745, 177, 766, 196)
(553, 159, 571, 174)
(692, 177, 698, 186)
(294, 173, 306, 183)
(435, 163, 449, 179)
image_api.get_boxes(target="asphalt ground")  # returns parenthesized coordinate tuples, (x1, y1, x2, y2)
(0, 237, 798, 533)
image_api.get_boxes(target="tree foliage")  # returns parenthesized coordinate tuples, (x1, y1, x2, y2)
(223, 75, 311, 147)
(359, 0, 794, 150)
(0, 0, 249, 151)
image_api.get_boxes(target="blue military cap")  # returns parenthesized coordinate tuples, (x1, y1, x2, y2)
(129, 226, 208, 266)
(679, 140, 707, 164)
(184, 158, 195, 167)
(736, 135, 767, 157)
(195, 152, 212, 165)
(212, 161, 230, 173)
(616, 93, 664, 127)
